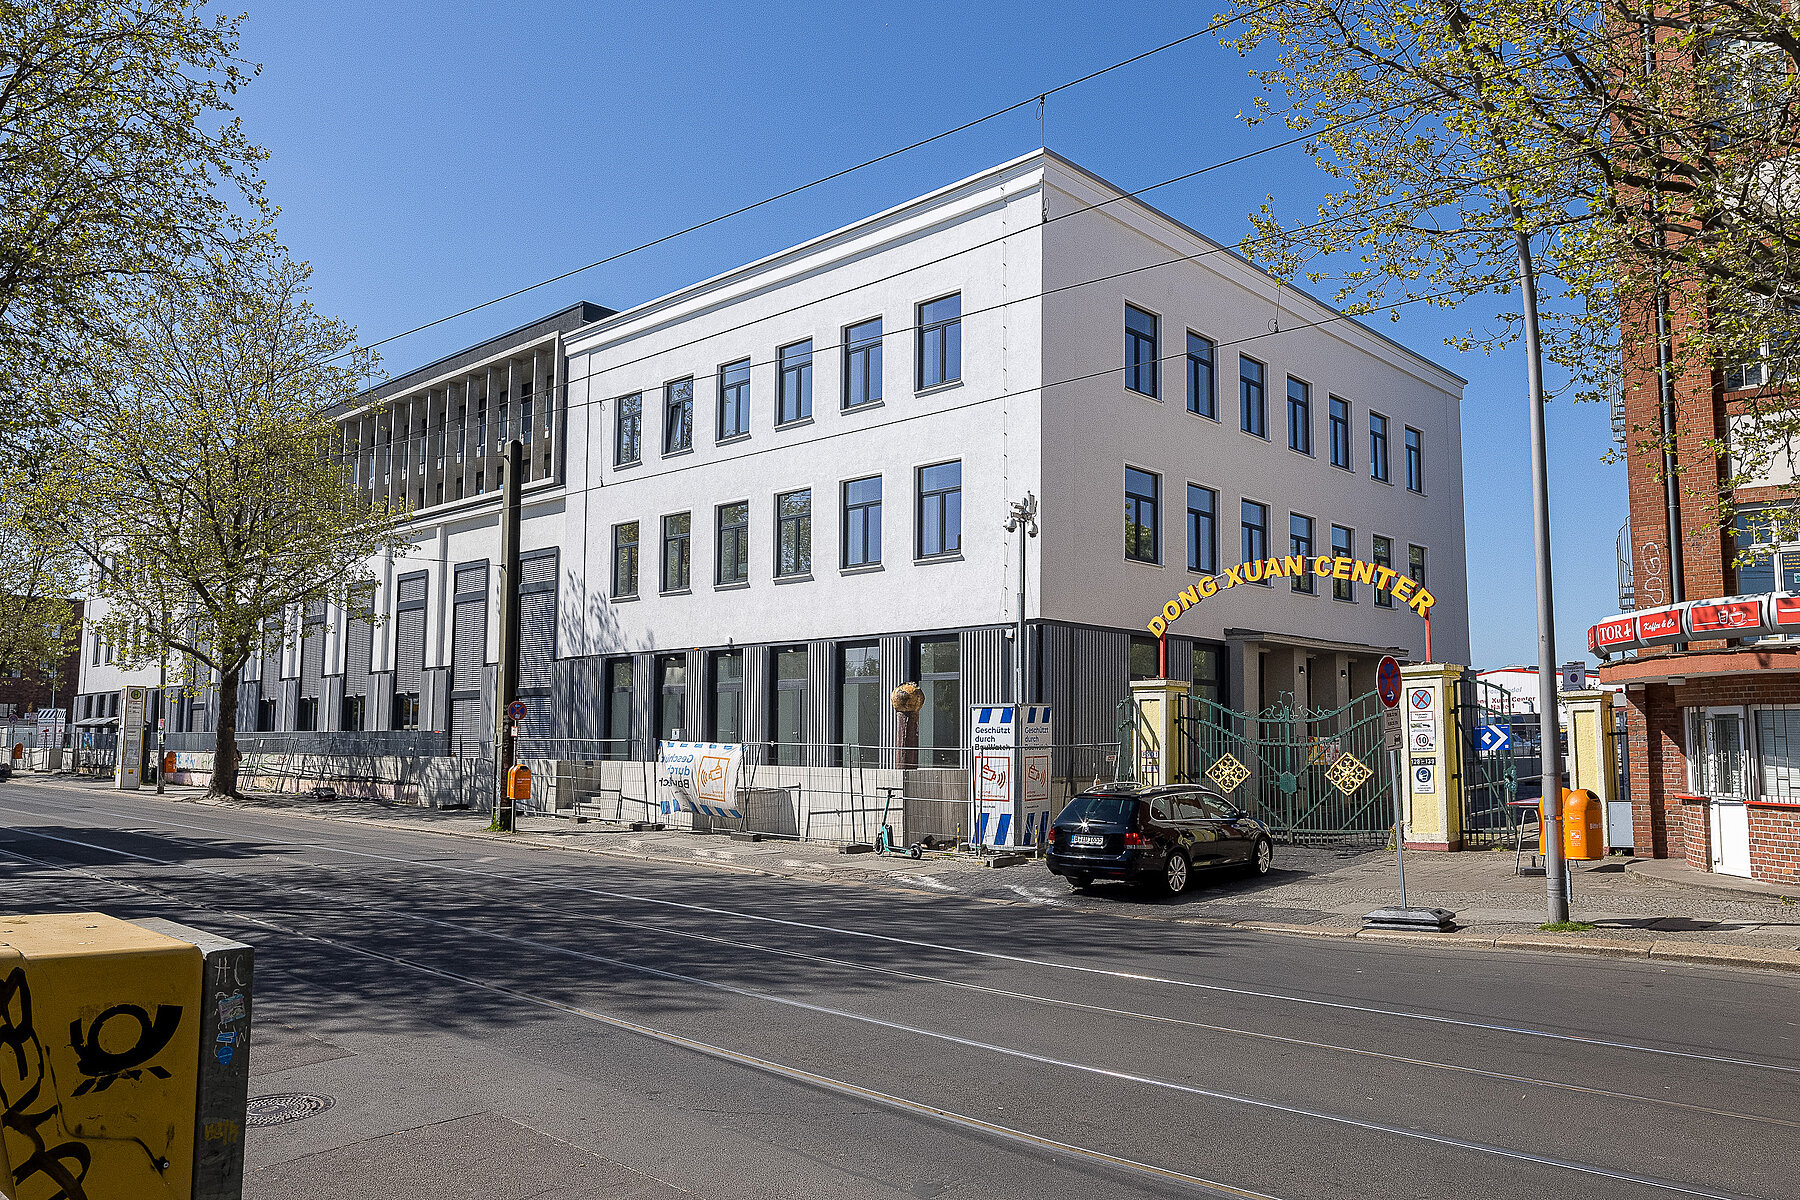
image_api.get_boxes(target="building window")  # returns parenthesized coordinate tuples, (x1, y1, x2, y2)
(1129, 636, 1159, 681)
(615, 393, 642, 466)
(917, 294, 961, 389)
(392, 691, 419, 731)
(1373, 534, 1395, 608)
(1329, 396, 1351, 470)
(1192, 645, 1222, 706)
(1408, 544, 1427, 590)
(1290, 514, 1315, 594)
(1126, 304, 1159, 398)
(1405, 426, 1424, 492)
(1187, 484, 1217, 574)
(778, 340, 812, 425)
(1287, 378, 1312, 455)
(1333, 526, 1356, 600)
(296, 697, 317, 732)
(840, 642, 881, 767)
(605, 658, 633, 759)
(842, 476, 882, 568)
(612, 522, 639, 598)
(718, 359, 750, 440)
(1125, 467, 1160, 564)
(662, 513, 691, 593)
(772, 646, 808, 765)
(710, 651, 743, 744)
(1756, 710, 1800, 798)
(1187, 333, 1216, 419)
(1370, 413, 1390, 482)
(1241, 500, 1269, 583)
(917, 461, 962, 559)
(1240, 356, 1266, 437)
(717, 501, 749, 585)
(662, 378, 693, 455)
(844, 318, 882, 409)
(917, 638, 960, 766)
(656, 654, 686, 742)
(776, 489, 811, 578)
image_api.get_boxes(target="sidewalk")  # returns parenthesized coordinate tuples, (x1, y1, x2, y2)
(19, 774, 1800, 972)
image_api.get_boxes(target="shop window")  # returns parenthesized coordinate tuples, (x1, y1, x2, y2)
(657, 654, 687, 742)
(772, 647, 808, 765)
(711, 651, 743, 744)
(840, 643, 880, 766)
(605, 659, 634, 759)
(916, 638, 960, 766)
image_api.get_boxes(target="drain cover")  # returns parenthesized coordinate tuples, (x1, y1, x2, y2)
(245, 1093, 335, 1127)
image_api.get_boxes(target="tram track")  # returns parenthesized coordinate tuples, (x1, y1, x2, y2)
(0, 816, 1782, 1200)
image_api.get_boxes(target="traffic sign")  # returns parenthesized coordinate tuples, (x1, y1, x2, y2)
(1478, 724, 1511, 754)
(1381, 706, 1402, 751)
(507, 699, 528, 721)
(1377, 656, 1402, 708)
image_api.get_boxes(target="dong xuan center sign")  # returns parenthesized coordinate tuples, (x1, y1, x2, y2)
(1146, 555, 1438, 638)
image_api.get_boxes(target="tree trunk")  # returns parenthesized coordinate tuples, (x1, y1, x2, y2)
(212, 663, 242, 798)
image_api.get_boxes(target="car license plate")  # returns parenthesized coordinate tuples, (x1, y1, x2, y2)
(1070, 834, 1105, 848)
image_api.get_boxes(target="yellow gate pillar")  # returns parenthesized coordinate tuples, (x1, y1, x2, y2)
(1128, 677, 1190, 786)
(1563, 689, 1622, 849)
(1398, 663, 1466, 851)
(0, 912, 252, 1200)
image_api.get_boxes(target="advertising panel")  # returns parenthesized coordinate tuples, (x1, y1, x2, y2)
(656, 741, 743, 828)
(1634, 605, 1686, 646)
(116, 686, 147, 789)
(1685, 597, 1768, 637)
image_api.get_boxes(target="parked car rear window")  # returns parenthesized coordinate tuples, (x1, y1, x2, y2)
(1056, 795, 1138, 824)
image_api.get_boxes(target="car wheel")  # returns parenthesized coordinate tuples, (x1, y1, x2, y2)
(1065, 872, 1092, 891)
(1160, 850, 1191, 896)
(1248, 836, 1273, 877)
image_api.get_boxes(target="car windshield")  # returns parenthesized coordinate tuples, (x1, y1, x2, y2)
(1056, 795, 1137, 825)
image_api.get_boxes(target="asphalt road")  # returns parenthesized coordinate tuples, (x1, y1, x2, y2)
(3, 778, 1797, 1200)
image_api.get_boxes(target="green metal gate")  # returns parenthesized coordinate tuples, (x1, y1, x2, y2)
(1120, 691, 1397, 845)
(1454, 675, 1521, 848)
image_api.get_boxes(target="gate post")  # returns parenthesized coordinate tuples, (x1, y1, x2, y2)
(1128, 677, 1190, 786)
(1399, 663, 1466, 850)
(1563, 689, 1623, 849)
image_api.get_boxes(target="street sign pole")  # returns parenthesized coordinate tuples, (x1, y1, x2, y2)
(1390, 743, 1408, 910)
(1366, 655, 1452, 931)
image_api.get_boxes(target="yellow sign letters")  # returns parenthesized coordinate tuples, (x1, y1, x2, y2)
(1147, 555, 1435, 637)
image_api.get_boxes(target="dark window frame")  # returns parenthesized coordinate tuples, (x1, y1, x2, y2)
(1370, 412, 1391, 482)
(1125, 466, 1161, 565)
(1332, 525, 1356, 601)
(661, 512, 692, 594)
(916, 460, 962, 559)
(917, 293, 962, 390)
(1240, 356, 1267, 438)
(1126, 304, 1160, 398)
(842, 475, 882, 569)
(778, 339, 813, 425)
(1328, 395, 1352, 470)
(843, 317, 883, 410)
(1187, 332, 1217, 420)
(1287, 377, 1312, 455)
(614, 392, 642, 467)
(1405, 426, 1424, 493)
(612, 521, 639, 598)
(1187, 483, 1217, 574)
(1241, 499, 1270, 585)
(716, 500, 749, 585)
(1373, 534, 1395, 608)
(776, 488, 812, 578)
(717, 359, 751, 441)
(1290, 513, 1315, 594)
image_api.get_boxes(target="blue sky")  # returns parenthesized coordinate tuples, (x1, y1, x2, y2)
(233, 1, 1627, 669)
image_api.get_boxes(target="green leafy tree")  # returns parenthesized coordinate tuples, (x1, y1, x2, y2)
(0, 487, 80, 696)
(39, 247, 403, 796)
(0, 0, 267, 427)
(1213, 0, 1799, 525)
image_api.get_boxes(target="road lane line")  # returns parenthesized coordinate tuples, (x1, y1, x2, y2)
(0, 829, 1775, 1200)
(14, 794, 1798, 1078)
(55, 815, 1795, 1131)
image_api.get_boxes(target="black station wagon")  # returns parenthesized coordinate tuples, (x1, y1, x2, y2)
(1044, 783, 1273, 896)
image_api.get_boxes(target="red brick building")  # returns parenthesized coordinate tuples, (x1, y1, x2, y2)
(1593, 305, 1800, 886)
(0, 599, 82, 724)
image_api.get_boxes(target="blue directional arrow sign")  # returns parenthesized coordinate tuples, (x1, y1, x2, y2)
(1478, 724, 1511, 754)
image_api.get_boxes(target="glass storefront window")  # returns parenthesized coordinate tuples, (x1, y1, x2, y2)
(840, 643, 880, 766)
(773, 647, 807, 765)
(917, 638, 960, 767)
(711, 651, 742, 744)
(657, 655, 686, 742)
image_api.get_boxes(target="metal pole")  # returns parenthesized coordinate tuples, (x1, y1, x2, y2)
(1643, 14, 1685, 615)
(155, 628, 167, 794)
(492, 439, 523, 832)
(1390, 745, 1408, 909)
(1516, 225, 1569, 923)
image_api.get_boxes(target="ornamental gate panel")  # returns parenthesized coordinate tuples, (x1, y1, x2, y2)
(1453, 675, 1520, 849)
(1153, 691, 1395, 845)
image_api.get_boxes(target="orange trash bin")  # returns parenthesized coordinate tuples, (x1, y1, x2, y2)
(506, 763, 533, 802)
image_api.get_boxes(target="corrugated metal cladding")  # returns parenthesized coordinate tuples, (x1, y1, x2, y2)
(517, 550, 556, 692)
(878, 635, 907, 752)
(300, 626, 324, 698)
(343, 618, 372, 694)
(451, 561, 488, 693)
(741, 645, 768, 748)
(959, 628, 1011, 711)
(450, 697, 482, 748)
(1037, 624, 1130, 749)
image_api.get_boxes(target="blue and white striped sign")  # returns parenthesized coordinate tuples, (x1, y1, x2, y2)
(656, 740, 745, 822)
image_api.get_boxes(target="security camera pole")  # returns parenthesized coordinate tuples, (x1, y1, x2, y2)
(492, 439, 523, 832)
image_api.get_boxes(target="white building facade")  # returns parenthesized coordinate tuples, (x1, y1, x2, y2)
(77, 151, 1469, 772)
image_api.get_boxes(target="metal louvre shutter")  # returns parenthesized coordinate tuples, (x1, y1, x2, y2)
(344, 618, 372, 692)
(301, 629, 324, 697)
(452, 563, 488, 692)
(397, 574, 427, 604)
(451, 697, 482, 746)
(517, 551, 556, 692)
(394, 609, 425, 693)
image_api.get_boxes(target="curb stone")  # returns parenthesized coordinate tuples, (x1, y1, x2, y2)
(14, 777, 1800, 976)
